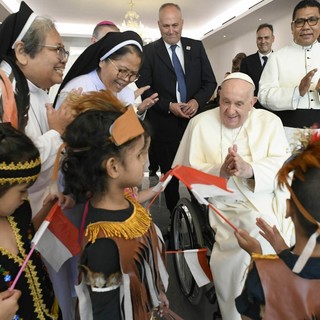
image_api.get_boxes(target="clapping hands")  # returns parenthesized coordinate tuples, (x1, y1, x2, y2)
(256, 217, 289, 254)
(220, 144, 253, 179)
(235, 217, 289, 255)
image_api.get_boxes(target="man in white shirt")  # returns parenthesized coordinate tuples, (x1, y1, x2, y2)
(259, 0, 320, 147)
(240, 23, 274, 108)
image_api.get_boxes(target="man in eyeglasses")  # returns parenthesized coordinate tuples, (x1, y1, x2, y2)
(259, 0, 320, 148)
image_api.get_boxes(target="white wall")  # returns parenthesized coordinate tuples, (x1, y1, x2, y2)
(59, 10, 294, 93)
(203, 12, 292, 87)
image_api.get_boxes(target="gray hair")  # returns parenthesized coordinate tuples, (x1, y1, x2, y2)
(159, 3, 182, 14)
(21, 16, 56, 58)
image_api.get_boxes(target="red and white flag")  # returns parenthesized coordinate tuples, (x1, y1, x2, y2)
(146, 169, 174, 210)
(151, 168, 174, 193)
(172, 165, 234, 199)
(183, 248, 213, 287)
(172, 165, 238, 231)
(33, 202, 81, 272)
(147, 165, 238, 231)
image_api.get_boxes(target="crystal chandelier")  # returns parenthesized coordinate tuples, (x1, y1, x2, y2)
(121, 0, 152, 44)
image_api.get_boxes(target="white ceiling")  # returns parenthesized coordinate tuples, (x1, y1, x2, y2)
(16, 0, 242, 38)
(0, 0, 294, 44)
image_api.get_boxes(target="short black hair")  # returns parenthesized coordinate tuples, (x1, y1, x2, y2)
(292, 0, 320, 21)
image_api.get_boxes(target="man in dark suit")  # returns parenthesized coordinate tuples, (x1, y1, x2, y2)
(240, 23, 274, 107)
(136, 3, 216, 214)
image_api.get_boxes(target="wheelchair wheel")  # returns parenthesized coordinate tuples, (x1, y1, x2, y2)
(171, 198, 205, 305)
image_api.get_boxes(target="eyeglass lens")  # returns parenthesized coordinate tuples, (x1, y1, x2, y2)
(294, 16, 320, 27)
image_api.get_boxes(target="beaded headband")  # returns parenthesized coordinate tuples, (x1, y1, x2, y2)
(0, 157, 41, 185)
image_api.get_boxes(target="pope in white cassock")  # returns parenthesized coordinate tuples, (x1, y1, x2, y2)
(172, 72, 292, 320)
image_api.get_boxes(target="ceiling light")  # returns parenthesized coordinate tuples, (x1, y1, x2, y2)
(201, 0, 265, 37)
(121, 0, 152, 44)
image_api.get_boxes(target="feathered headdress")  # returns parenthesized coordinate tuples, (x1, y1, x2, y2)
(277, 130, 320, 273)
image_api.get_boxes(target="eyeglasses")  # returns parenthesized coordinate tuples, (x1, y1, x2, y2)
(292, 16, 320, 28)
(108, 59, 140, 82)
(39, 44, 69, 60)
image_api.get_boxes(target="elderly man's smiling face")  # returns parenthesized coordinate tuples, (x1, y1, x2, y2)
(219, 78, 256, 129)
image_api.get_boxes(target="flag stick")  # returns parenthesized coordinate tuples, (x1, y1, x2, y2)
(166, 248, 208, 254)
(9, 202, 59, 291)
(145, 173, 173, 211)
(191, 188, 238, 232)
(208, 203, 238, 232)
(9, 243, 36, 291)
(146, 189, 162, 211)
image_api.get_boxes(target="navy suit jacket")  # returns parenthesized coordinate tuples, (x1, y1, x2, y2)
(240, 52, 263, 97)
(136, 37, 216, 143)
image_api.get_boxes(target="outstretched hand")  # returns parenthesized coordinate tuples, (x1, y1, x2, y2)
(134, 85, 150, 99)
(235, 229, 262, 255)
(137, 92, 159, 114)
(256, 218, 289, 254)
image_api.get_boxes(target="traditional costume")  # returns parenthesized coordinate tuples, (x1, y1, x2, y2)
(236, 251, 320, 320)
(236, 134, 320, 319)
(0, 201, 59, 320)
(66, 106, 168, 319)
(0, 143, 58, 319)
(76, 195, 168, 320)
(173, 92, 291, 319)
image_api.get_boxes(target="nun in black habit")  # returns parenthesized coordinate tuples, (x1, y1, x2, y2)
(54, 31, 158, 117)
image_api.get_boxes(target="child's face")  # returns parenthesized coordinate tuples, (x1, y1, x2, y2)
(0, 183, 29, 216)
(121, 135, 149, 187)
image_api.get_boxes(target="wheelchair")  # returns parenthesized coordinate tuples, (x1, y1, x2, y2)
(170, 193, 221, 318)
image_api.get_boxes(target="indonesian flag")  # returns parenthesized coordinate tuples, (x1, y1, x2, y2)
(146, 169, 174, 210)
(33, 202, 81, 272)
(183, 248, 213, 287)
(172, 165, 238, 231)
(151, 169, 174, 193)
(172, 165, 234, 198)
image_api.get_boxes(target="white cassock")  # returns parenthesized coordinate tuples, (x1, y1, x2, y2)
(259, 41, 320, 150)
(173, 107, 292, 320)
